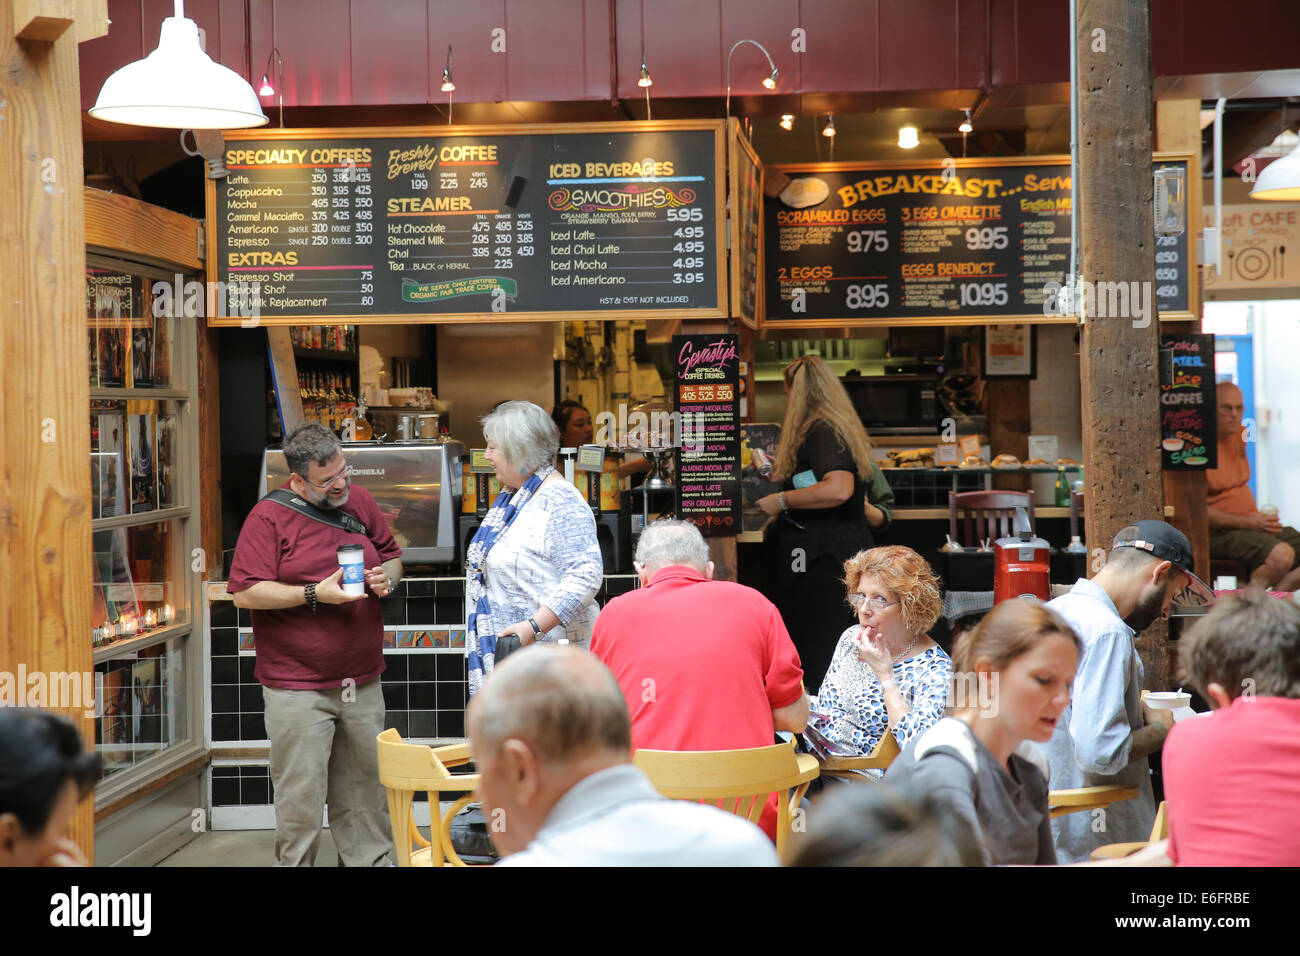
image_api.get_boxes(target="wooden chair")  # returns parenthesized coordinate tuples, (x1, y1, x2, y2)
(815, 729, 901, 780)
(1047, 784, 1140, 819)
(948, 490, 1036, 548)
(376, 728, 484, 867)
(1089, 801, 1170, 860)
(633, 740, 820, 857)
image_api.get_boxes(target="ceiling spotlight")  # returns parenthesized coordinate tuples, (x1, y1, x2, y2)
(258, 75, 274, 97)
(725, 39, 779, 123)
(762, 67, 779, 90)
(822, 115, 836, 138)
(779, 114, 794, 131)
(898, 125, 920, 149)
(638, 59, 653, 88)
(441, 45, 456, 93)
(958, 110, 973, 134)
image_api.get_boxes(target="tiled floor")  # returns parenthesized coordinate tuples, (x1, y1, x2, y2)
(156, 828, 338, 867)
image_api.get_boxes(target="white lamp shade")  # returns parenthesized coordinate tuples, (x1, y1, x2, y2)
(1250, 140, 1300, 201)
(898, 126, 920, 149)
(90, 16, 267, 129)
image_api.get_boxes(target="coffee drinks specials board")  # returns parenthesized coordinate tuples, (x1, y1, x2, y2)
(763, 154, 1195, 328)
(204, 122, 726, 325)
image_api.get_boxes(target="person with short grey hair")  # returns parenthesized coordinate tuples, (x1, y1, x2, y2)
(633, 518, 711, 575)
(591, 518, 809, 841)
(468, 644, 779, 866)
(282, 421, 343, 482)
(466, 401, 604, 696)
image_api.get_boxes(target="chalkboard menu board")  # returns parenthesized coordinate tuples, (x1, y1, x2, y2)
(205, 122, 725, 325)
(1160, 332, 1217, 470)
(763, 155, 1194, 327)
(729, 121, 763, 328)
(674, 334, 741, 536)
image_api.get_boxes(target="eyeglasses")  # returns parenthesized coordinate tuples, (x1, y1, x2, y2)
(304, 464, 352, 489)
(848, 593, 899, 612)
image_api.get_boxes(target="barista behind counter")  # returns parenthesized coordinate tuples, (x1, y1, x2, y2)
(553, 400, 651, 482)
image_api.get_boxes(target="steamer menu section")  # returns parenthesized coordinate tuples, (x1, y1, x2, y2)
(209, 124, 725, 323)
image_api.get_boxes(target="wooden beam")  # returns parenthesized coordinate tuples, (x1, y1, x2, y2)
(1076, 0, 1170, 687)
(12, 0, 73, 41)
(985, 380, 1030, 492)
(85, 187, 204, 272)
(1, 0, 94, 861)
(198, 317, 223, 569)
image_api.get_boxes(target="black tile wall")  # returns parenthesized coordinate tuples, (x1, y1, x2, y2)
(208, 575, 640, 807)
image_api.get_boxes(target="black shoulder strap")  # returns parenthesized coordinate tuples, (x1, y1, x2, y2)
(264, 487, 368, 536)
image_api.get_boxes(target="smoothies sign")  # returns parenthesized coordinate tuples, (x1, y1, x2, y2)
(1160, 333, 1217, 470)
(673, 334, 741, 535)
(207, 122, 725, 324)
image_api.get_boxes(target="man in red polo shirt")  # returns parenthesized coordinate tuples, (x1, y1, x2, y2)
(590, 519, 809, 839)
(228, 422, 402, 866)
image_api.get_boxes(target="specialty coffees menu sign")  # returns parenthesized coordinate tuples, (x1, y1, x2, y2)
(764, 155, 1193, 325)
(206, 122, 725, 324)
(673, 334, 741, 536)
(1160, 333, 1217, 470)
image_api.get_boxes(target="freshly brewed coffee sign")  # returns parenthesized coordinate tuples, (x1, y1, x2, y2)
(673, 334, 741, 535)
(1160, 333, 1217, 470)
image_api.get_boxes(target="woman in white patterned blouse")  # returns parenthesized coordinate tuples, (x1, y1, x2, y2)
(465, 401, 604, 695)
(809, 545, 952, 776)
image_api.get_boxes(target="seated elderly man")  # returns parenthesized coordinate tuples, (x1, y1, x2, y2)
(590, 519, 808, 839)
(466, 643, 779, 866)
(1162, 591, 1300, 865)
(1207, 382, 1300, 590)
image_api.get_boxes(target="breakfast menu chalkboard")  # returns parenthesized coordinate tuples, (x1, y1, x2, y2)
(1160, 333, 1217, 470)
(764, 155, 1194, 326)
(205, 122, 725, 325)
(674, 334, 741, 536)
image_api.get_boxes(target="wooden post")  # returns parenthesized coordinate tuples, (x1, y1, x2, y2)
(1076, 0, 1170, 687)
(985, 380, 1030, 491)
(1, 0, 108, 862)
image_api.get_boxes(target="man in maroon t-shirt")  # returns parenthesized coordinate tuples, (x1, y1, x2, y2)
(227, 423, 402, 866)
(590, 519, 809, 839)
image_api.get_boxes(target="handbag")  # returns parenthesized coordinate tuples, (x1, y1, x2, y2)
(447, 802, 500, 864)
(493, 633, 522, 664)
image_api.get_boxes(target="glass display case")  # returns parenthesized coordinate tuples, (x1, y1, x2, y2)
(87, 256, 202, 794)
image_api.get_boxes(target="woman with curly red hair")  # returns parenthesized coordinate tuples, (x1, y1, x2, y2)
(808, 545, 952, 776)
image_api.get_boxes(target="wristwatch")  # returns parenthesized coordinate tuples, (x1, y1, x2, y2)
(527, 617, 543, 639)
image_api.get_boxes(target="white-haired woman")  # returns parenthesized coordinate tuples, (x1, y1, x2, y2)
(466, 401, 604, 695)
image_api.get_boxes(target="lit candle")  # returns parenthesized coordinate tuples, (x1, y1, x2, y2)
(144, 609, 157, 629)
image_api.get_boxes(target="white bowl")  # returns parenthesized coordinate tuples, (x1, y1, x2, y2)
(1145, 691, 1192, 710)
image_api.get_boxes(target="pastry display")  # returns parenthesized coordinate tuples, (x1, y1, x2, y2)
(991, 453, 1021, 469)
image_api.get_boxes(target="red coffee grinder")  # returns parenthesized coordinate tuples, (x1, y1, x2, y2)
(994, 531, 1051, 603)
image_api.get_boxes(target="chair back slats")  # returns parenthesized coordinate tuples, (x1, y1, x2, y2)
(949, 490, 1036, 548)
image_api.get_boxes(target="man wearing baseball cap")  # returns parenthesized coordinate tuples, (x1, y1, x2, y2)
(1037, 520, 1211, 862)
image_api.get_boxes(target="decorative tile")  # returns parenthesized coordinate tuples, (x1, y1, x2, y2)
(449, 629, 466, 648)
(430, 630, 449, 648)
(238, 629, 256, 652)
(382, 628, 397, 649)
(395, 629, 434, 648)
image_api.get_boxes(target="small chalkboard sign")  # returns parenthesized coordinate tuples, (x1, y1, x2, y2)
(1159, 333, 1217, 470)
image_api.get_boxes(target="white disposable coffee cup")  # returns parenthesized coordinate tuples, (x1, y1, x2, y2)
(1260, 504, 1279, 518)
(1145, 691, 1192, 710)
(338, 544, 366, 596)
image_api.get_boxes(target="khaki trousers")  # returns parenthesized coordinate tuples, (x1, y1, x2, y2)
(262, 678, 393, 866)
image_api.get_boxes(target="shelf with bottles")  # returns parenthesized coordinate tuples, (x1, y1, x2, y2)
(296, 367, 361, 436)
(290, 324, 358, 357)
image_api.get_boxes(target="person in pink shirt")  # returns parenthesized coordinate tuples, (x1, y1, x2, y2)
(1163, 590, 1300, 866)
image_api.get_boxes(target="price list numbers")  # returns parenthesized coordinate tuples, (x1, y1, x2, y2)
(222, 146, 377, 312)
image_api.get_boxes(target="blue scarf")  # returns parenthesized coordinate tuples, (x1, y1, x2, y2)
(465, 467, 551, 696)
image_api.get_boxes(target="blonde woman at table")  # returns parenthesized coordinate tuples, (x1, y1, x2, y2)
(754, 354, 893, 689)
(808, 545, 952, 776)
(886, 598, 1081, 866)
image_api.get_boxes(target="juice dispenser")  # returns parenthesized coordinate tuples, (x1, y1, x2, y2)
(994, 531, 1051, 603)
